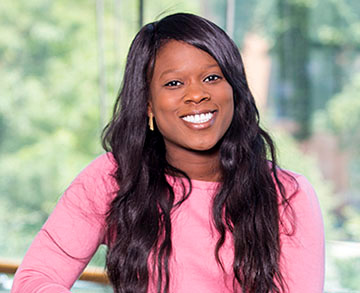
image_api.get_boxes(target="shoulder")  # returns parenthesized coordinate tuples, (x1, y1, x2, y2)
(69, 152, 118, 190)
(76, 152, 117, 179)
(276, 168, 323, 238)
(62, 152, 119, 214)
(277, 170, 325, 290)
(278, 169, 319, 209)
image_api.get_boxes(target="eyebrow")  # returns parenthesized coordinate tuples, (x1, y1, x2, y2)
(159, 63, 220, 79)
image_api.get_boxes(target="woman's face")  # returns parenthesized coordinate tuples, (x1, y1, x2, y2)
(149, 40, 234, 154)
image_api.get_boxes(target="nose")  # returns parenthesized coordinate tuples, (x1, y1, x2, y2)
(184, 82, 210, 104)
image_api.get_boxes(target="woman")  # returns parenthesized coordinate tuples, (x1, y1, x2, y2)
(12, 13, 324, 293)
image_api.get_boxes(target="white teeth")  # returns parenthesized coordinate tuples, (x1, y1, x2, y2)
(182, 112, 214, 124)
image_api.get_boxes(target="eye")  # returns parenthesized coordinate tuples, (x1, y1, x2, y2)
(204, 74, 221, 82)
(164, 80, 183, 87)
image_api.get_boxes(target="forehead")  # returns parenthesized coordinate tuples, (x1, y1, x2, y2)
(152, 40, 219, 74)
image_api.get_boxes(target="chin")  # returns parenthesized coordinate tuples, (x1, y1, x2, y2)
(188, 142, 219, 153)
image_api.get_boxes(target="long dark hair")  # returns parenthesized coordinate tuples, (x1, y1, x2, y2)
(102, 13, 295, 293)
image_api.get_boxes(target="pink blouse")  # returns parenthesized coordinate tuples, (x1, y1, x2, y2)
(12, 153, 325, 292)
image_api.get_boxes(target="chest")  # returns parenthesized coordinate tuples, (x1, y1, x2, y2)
(165, 188, 236, 292)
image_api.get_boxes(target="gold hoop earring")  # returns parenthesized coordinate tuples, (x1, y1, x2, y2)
(148, 113, 154, 131)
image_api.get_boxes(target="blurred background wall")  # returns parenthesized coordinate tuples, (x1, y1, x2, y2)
(0, 0, 360, 291)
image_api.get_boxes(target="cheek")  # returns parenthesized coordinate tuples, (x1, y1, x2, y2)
(222, 90, 235, 127)
(224, 101, 234, 130)
(152, 91, 180, 117)
(151, 96, 179, 132)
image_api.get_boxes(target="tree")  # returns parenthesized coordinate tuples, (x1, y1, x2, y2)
(0, 0, 202, 260)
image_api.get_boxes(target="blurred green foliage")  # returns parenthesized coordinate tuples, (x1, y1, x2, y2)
(314, 73, 360, 243)
(335, 257, 360, 290)
(0, 0, 102, 257)
(320, 74, 360, 153)
(0, 0, 202, 260)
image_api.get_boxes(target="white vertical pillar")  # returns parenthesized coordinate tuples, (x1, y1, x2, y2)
(114, 0, 121, 91)
(226, 0, 235, 39)
(96, 0, 106, 130)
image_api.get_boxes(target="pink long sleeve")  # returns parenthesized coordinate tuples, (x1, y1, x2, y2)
(279, 173, 325, 292)
(12, 153, 117, 293)
(12, 154, 324, 292)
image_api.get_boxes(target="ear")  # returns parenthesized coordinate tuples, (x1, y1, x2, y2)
(147, 101, 153, 117)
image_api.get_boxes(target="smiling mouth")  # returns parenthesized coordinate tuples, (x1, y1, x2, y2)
(181, 111, 215, 124)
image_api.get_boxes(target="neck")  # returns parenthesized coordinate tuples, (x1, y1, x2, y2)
(165, 145, 221, 182)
